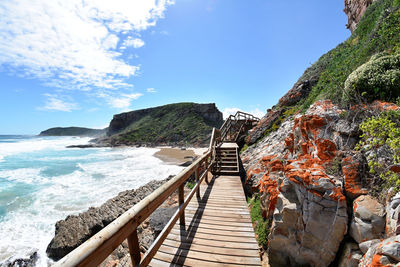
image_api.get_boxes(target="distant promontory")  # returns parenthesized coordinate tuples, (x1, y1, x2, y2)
(39, 127, 106, 137)
(97, 102, 223, 147)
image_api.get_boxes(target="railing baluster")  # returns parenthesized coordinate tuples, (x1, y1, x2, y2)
(127, 230, 141, 267)
(179, 183, 185, 226)
(195, 167, 200, 198)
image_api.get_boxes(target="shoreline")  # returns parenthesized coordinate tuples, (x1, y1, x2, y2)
(153, 146, 208, 165)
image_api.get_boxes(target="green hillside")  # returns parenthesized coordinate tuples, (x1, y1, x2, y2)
(293, 0, 400, 110)
(104, 103, 223, 146)
(39, 127, 105, 137)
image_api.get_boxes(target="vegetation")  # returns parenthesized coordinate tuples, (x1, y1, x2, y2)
(249, 194, 270, 248)
(186, 181, 195, 189)
(297, 0, 400, 109)
(112, 103, 222, 146)
(344, 53, 400, 102)
(357, 110, 400, 191)
(39, 127, 105, 136)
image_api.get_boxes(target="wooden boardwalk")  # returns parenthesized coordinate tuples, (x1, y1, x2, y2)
(149, 174, 261, 266)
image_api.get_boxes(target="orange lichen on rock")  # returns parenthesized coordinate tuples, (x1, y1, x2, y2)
(371, 100, 400, 111)
(258, 175, 280, 217)
(342, 156, 368, 199)
(371, 254, 391, 267)
(316, 139, 337, 161)
(284, 133, 294, 154)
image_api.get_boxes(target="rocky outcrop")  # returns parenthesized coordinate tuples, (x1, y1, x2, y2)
(242, 100, 400, 266)
(350, 195, 386, 243)
(338, 242, 363, 267)
(107, 103, 223, 136)
(344, 0, 376, 32)
(39, 127, 105, 137)
(386, 192, 400, 237)
(243, 101, 351, 266)
(46, 176, 174, 261)
(3, 252, 38, 267)
(359, 235, 400, 266)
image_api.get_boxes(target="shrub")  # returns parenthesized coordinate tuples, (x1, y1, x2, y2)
(249, 194, 270, 248)
(344, 53, 400, 102)
(357, 110, 400, 191)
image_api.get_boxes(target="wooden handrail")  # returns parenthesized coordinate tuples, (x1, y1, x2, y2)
(54, 131, 216, 267)
(53, 110, 260, 267)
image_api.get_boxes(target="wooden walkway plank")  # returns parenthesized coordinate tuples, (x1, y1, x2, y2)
(149, 174, 261, 266)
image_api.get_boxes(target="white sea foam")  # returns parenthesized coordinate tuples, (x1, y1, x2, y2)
(0, 168, 46, 184)
(0, 142, 183, 266)
(0, 136, 91, 161)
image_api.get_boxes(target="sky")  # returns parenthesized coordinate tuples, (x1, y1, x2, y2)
(0, 0, 350, 134)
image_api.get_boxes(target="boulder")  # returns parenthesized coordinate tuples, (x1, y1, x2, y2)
(46, 177, 173, 260)
(243, 101, 349, 266)
(338, 242, 362, 267)
(386, 192, 400, 237)
(359, 235, 400, 266)
(350, 195, 385, 243)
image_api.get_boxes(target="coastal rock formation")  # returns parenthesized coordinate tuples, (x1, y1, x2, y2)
(243, 101, 351, 266)
(338, 242, 363, 267)
(350, 195, 385, 243)
(242, 99, 400, 266)
(359, 235, 400, 266)
(46, 176, 173, 261)
(344, 0, 376, 32)
(39, 127, 105, 137)
(100, 102, 223, 147)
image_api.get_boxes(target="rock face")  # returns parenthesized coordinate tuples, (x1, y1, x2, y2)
(338, 242, 363, 267)
(243, 101, 352, 266)
(386, 192, 400, 237)
(107, 102, 223, 136)
(350, 195, 386, 243)
(359, 235, 400, 266)
(242, 100, 400, 266)
(344, 0, 376, 32)
(46, 177, 173, 261)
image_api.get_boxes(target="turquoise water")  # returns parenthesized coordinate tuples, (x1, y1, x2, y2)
(0, 135, 183, 265)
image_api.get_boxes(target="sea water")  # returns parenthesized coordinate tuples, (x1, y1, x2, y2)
(0, 135, 184, 265)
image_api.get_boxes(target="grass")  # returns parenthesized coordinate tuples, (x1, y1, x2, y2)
(248, 194, 270, 248)
(114, 103, 221, 145)
(186, 181, 196, 189)
(296, 0, 400, 110)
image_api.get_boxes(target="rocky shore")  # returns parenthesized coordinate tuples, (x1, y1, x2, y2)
(46, 175, 190, 265)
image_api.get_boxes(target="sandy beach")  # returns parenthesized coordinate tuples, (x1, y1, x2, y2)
(154, 147, 208, 165)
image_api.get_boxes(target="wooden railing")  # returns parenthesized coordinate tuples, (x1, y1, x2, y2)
(54, 130, 219, 267)
(220, 111, 260, 142)
(53, 111, 259, 267)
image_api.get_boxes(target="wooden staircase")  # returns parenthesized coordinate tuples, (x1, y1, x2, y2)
(53, 111, 260, 267)
(213, 143, 239, 175)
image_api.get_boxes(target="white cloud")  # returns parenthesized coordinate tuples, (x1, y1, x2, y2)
(39, 94, 78, 112)
(101, 92, 143, 109)
(121, 37, 145, 49)
(146, 88, 156, 93)
(0, 0, 173, 91)
(222, 107, 264, 120)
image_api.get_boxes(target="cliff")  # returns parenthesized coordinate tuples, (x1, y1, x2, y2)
(100, 102, 223, 147)
(39, 127, 105, 137)
(241, 0, 400, 266)
(344, 0, 376, 32)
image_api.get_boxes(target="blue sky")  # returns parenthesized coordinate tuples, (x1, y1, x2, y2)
(0, 0, 350, 134)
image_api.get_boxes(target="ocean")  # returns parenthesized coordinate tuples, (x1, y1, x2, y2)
(0, 135, 184, 266)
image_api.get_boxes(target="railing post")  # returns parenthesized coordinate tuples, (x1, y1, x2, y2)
(179, 183, 185, 226)
(195, 167, 200, 198)
(127, 230, 141, 267)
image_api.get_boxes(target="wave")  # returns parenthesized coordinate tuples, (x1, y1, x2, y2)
(0, 144, 183, 265)
(0, 136, 91, 162)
